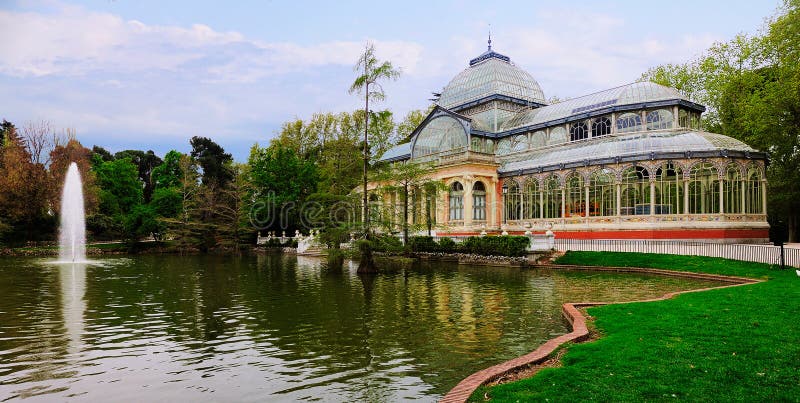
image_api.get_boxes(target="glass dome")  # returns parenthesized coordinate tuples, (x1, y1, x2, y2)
(411, 115, 469, 158)
(437, 53, 546, 110)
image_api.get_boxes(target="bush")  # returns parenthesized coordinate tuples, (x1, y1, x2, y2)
(371, 234, 405, 254)
(459, 235, 529, 257)
(408, 236, 438, 253)
(437, 237, 458, 253)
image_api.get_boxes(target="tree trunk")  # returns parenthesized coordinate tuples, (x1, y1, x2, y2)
(362, 81, 370, 237)
(403, 182, 409, 245)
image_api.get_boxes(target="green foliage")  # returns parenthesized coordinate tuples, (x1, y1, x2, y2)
(437, 237, 457, 253)
(113, 149, 163, 202)
(408, 236, 438, 253)
(370, 233, 406, 254)
(459, 236, 529, 257)
(190, 136, 233, 186)
(246, 143, 319, 233)
(151, 150, 184, 190)
(93, 157, 143, 217)
(124, 204, 164, 241)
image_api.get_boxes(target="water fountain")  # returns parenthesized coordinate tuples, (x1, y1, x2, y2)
(59, 162, 86, 263)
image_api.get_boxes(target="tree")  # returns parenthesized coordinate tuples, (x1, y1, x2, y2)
(373, 161, 444, 244)
(92, 145, 115, 162)
(92, 156, 144, 239)
(348, 42, 401, 253)
(640, 0, 800, 241)
(0, 124, 51, 244)
(246, 143, 319, 234)
(190, 136, 233, 187)
(152, 150, 184, 190)
(114, 149, 163, 203)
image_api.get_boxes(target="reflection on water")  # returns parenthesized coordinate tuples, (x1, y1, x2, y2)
(0, 255, 724, 401)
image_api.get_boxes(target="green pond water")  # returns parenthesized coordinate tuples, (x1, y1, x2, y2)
(0, 254, 724, 402)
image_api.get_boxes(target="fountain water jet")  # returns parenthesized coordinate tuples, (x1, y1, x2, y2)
(59, 162, 86, 263)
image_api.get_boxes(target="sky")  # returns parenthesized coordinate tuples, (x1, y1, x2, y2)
(0, 0, 782, 161)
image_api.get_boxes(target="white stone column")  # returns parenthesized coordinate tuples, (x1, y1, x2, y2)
(464, 179, 473, 227)
(539, 188, 544, 219)
(650, 180, 656, 216)
(585, 185, 590, 217)
(684, 180, 690, 214)
(611, 112, 617, 135)
(719, 179, 724, 214)
(560, 187, 566, 218)
(616, 183, 621, 216)
(761, 180, 768, 214)
(740, 180, 746, 214)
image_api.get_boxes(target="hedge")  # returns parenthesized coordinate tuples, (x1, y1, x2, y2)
(407, 235, 530, 257)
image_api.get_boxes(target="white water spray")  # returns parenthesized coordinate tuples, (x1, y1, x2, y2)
(59, 162, 86, 262)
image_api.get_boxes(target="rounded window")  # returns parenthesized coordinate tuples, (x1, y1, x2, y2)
(646, 109, 674, 130)
(616, 112, 642, 133)
(570, 121, 589, 141)
(412, 115, 468, 158)
(591, 116, 612, 137)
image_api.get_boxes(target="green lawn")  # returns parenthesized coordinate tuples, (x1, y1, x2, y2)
(471, 251, 800, 402)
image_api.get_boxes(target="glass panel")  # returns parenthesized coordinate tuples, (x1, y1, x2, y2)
(723, 164, 742, 214)
(621, 166, 650, 215)
(570, 121, 589, 141)
(523, 178, 540, 219)
(688, 163, 719, 214)
(616, 112, 642, 133)
(646, 109, 674, 130)
(655, 162, 682, 214)
(548, 126, 567, 145)
(543, 175, 562, 219)
(591, 116, 612, 137)
(565, 173, 585, 217)
(589, 169, 615, 216)
(412, 116, 468, 158)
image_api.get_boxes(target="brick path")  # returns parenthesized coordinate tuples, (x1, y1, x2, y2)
(440, 265, 760, 403)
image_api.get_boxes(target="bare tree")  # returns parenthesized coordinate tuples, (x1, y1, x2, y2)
(21, 120, 53, 166)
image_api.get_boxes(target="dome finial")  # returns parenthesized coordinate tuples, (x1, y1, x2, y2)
(488, 25, 492, 51)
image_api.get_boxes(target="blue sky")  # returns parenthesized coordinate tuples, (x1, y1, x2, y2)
(0, 0, 780, 161)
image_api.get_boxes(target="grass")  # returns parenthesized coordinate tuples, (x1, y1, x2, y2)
(470, 251, 800, 402)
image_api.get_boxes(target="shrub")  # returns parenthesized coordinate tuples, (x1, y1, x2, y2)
(459, 235, 529, 257)
(408, 236, 438, 252)
(371, 234, 405, 254)
(437, 237, 458, 253)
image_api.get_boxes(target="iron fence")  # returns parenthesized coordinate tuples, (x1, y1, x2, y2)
(554, 239, 800, 268)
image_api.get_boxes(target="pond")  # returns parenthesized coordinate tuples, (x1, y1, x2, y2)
(0, 254, 723, 401)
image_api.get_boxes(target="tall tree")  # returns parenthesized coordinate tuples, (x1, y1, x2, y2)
(190, 136, 233, 187)
(348, 42, 400, 245)
(374, 161, 444, 244)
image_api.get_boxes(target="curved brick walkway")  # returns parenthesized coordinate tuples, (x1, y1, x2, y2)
(440, 265, 761, 403)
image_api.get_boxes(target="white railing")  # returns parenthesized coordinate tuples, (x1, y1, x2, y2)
(554, 239, 800, 268)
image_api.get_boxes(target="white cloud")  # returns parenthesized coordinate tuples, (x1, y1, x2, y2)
(0, 5, 422, 81)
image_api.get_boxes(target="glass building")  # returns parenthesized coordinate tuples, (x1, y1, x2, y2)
(376, 42, 769, 242)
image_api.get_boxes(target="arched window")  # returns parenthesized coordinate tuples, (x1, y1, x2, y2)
(690, 113, 701, 130)
(511, 135, 529, 152)
(472, 181, 486, 221)
(570, 121, 589, 141)
(565, 172, 585, 217)
(646, 109, 674, 130)
(723, 164, 742, 214)
(449, 181, 464, 221)
(543, 175, 562, 219)
(530, 131, 547, 148)
(591, 117, 612, 137)
(589, 169, 615, 216)
(616, 112, 642, 133)
(503, 180, 522, 221)
(655, 163, 683, 215)
(549, 126, 568, 145)
(412, 115, 468, 158)
(470, 137, 482, 152)
(523, 178, 541, 219)
(688, 163, 719, 214)
(621, 166, 650, 215)
(745, 165, 763, 214)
